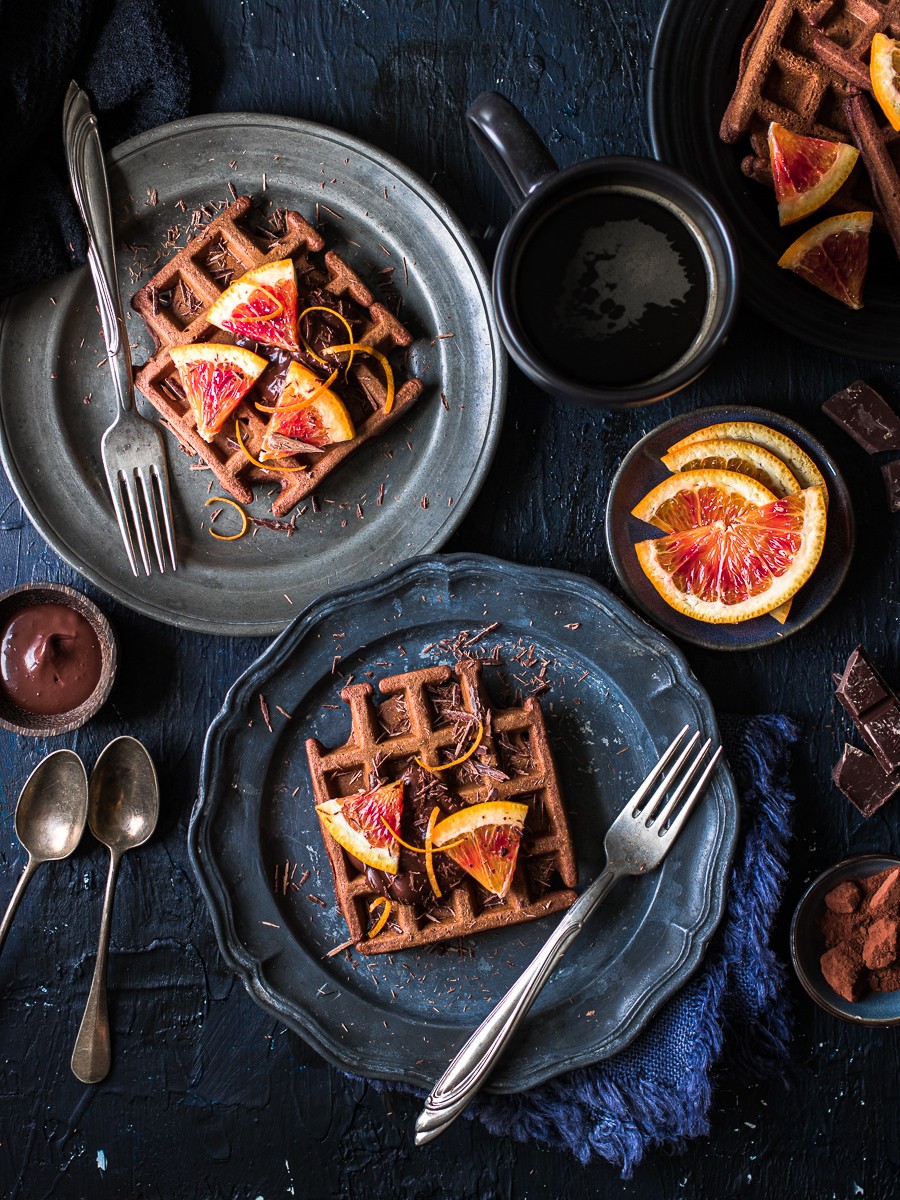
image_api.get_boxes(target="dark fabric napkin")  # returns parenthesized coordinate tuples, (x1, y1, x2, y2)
(380, 713, 798, 1177)
(0, 0, 190, 298)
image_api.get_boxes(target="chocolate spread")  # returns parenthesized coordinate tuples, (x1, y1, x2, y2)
(0, 603, 102, 716)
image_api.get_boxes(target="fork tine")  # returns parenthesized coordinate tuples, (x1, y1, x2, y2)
(107, 471, 140, 577)
(660, 745, 724, 843)
(648, 738, 712, 829)
(627, 725, 690, 811)
(121, 470, 152, 575)
(153, 465, 178, 571)
(136, 469, 166, 573)
(635, 730, 701, 820)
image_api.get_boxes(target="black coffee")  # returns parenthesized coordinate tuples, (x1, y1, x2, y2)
(514, 189, 710, 388)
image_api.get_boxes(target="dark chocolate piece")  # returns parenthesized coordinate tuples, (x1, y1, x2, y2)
(834, 647, 900, 773)
(823, 381, 900, 453)
(832, 744, 900, 817)
(882, 460, 900, 513)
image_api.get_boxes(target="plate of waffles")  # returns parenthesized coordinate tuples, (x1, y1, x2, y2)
(0, 114, 504, 634)
(189, 554, 739, 1090)
(649, 0, 900, 359)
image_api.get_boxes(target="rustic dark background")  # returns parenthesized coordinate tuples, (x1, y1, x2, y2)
(1, 0, 899, 1196)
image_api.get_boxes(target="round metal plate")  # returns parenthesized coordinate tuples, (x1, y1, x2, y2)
(0, 114, 505, 635)
(189, 553, 739, 1092)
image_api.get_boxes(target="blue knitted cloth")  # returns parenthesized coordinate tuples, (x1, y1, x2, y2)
(383, 713, 798, 1177)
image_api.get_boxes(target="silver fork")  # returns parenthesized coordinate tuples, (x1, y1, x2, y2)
(62, 82, 177, 576)
(414, 725, 723, 1145)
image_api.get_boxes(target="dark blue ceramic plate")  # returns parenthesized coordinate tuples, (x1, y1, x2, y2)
(189, 554, 739, 1092)
(605, 406, 854, 652)
(791, 855, 900, 1026)
(649, 0, 900, 361)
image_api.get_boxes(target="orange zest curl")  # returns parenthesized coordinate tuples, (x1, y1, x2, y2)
(205, 496, 248, 541)
(326, 342, 395, 414)
(245, 285, 285, 322)
(298, 306, 356, 369)
(425, 806, 442, 900)
(415, 720, 484, 773)
(380, 817, 466, 855)
(367, 896, 391, 939)
(234, 419, 307, 472)
(254, 368, 339, 414)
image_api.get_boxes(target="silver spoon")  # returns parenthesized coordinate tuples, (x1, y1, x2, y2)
(71, 736, 159, 1084)
(0, 750, 89, 954)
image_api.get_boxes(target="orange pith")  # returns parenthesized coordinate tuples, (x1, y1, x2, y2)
(633, 473, 827, 624)
(767, 123, 859, 225)
(777, 211, 873, 310)
(667, 422, 828, 500)
(871, 33, 900, 133)
(661, 436, 800, 498)
(316, 780, 405, 874)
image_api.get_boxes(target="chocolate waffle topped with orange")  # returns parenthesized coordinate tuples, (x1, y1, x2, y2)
(305, 659, 578, 955)
(132, 195, 423, 517)
(721, 0, 900, 246)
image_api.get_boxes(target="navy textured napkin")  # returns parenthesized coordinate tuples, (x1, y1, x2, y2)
(0, 0, 190, 298)
(381, 713, 798, 1177)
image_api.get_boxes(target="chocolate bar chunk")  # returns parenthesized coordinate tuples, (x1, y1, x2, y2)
(823, 381, 900, 453)
(832, 744, 900, 817)
(834, 647, 900, 772)
(882, 461, 900, 513)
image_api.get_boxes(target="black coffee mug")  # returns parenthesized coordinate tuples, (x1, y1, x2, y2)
(466, 92, 740, 409)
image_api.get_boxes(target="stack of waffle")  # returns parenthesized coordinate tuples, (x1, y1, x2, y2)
(306, 660, 579, 955)
(721, 0, 900, 253)
(132, 195, 423, 517)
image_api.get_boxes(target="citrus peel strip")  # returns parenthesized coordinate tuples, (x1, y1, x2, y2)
(380, 817, 466, 855)
(235, 419, 307, 472)
(254, 368, 340, 415)
(240, 285, 284, 322)
(205, 496, 248, 541)
(415, 720, 484, 772)
(425, 806, 442, 900)
(326, 342, 396, 414)
(299, 306, 356, 369)
(367, 897, 391, 939)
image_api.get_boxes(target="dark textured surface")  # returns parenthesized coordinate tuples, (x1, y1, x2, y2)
(0, 0, 899, 1197)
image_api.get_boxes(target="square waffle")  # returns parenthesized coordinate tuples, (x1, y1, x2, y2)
(720, 0, 900, 233)
(305, 660, 579, 955)
(131, 195, 424, 517)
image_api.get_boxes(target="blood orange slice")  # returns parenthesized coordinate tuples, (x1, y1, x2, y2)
(633, 471, 827, 623)
(777, 211, 872, 310)
(259, 362, 355, 460)
(431, 801, 528, 898)
(661, 437, 800, 497)
(767, 123, 859, 226)
(316, 780, 404, 874)
(207, 259, 300, 353)
(667, 422, 828, 500)
(169, 343, 267, 442)
(870, 32, 900, 133)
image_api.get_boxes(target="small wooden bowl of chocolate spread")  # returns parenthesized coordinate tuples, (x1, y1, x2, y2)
(0, 584, 117, 737)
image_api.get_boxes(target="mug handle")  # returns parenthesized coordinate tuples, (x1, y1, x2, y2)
(466, 92, 559, 207)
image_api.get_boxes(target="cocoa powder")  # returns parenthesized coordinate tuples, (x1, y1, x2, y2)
(819, 866, 900, 1002)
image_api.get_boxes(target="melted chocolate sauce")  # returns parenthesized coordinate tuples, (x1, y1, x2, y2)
(0, 604, 102, 716)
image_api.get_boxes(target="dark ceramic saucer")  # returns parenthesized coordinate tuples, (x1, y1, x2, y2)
(605, 405, 854, 651)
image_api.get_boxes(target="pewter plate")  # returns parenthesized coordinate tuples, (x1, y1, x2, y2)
(189, 554, 739, 1092)
(0, 114, 505, 635)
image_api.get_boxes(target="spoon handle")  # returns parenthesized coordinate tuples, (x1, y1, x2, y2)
(0, 856, 39, 955)
(71, 848, 121, 1084)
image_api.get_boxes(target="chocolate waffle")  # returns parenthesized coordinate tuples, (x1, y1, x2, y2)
(132, 196, 423, 516)
(306, 660, 579, 955)
(720, 0, 900, 227)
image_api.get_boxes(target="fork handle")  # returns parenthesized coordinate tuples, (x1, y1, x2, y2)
(62, 82, 134, 415)
(415, 863, 625, 1144)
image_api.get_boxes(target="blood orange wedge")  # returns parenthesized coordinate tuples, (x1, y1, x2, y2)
(661, 437, 800, 497)
(259, 361, 355, 460)
(870, 32, 900, 133)
(633, 472, 827, 623)
(767, 123, 859, 225)
(777, 211, 872, 310)
(206, 259, 300, 353)
(667, 422, 828, 501)
(431, 801, 528, 898)
(169, 343, 267, 442)
(316, 780, 404, 874)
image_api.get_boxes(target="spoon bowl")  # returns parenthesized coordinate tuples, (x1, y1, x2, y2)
(0, 749, 88, 955)
(88, 736, 159, 852)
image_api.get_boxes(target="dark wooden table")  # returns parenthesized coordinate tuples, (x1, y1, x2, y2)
(2, 1, 899, 1196)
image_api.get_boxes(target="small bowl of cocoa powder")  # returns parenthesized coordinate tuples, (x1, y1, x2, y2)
(791, 854, 900, 1026)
